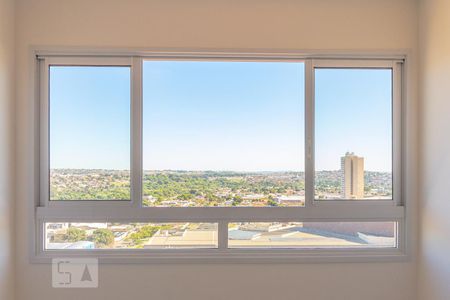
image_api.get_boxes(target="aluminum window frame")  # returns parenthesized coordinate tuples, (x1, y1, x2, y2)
(307, 59, 402, 206)
(41, 56, 138, 207)
(31, 49, 408, 263)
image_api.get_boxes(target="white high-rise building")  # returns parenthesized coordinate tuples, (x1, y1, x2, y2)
(341, 152, 364, 199)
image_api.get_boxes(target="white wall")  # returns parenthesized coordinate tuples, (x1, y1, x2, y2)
(15, 1, 419, 300)
(0, 0, 15, 299)
(418, 0, 450, 299)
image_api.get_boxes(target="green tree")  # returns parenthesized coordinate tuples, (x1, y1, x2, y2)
(267, 198, 279, 207)
(89, 229, 114, 248)
(127, 225, 159, 246)
(232, 195, 243, 206)
(65, 227, 87, 242)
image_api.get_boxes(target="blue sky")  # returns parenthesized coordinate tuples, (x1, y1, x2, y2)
(50, 66, 131, 170)
(50, 62, 392, 172)
(315, 68, 392, 171)
(143, 61, 303, 171)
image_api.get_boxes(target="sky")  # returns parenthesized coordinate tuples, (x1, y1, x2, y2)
(50, 66, 131, 170)
(49, 62, 392, 172)
(315, 68, 392, 172)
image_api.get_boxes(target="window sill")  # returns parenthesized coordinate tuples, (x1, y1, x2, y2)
(31, 248, 408, 264)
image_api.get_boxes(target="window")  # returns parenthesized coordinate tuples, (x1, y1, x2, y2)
(142, 61, 305, 207)
(228, 222, 397, 249)
(34, 53, 405, 262)
(49, 66, 131, 201)
(45, 222, 218, 249)
(314, 68, 392, 200)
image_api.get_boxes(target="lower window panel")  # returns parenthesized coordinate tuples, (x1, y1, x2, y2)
(45, 222, 218, 250)
(228, 222, 397, 249)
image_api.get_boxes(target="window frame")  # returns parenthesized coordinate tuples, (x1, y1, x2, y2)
(31, 49, 408, 263)
(41, 56, 138, 207)
(307, 59, 402, 206)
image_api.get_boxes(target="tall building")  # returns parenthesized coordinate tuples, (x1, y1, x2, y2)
(341, 152, 364, 199)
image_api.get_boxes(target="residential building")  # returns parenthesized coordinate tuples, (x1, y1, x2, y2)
(341, 152, 364, 199)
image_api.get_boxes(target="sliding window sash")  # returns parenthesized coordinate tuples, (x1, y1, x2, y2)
(39, 57, 136, 207)
(306, 59, 403, 206)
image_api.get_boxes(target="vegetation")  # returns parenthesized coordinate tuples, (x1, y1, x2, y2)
(50, 169, 130, 200)
(315, 170, 392, 198)
(49, 169, 392, 205)
(64, 227, 87, 242)
(142, 171, 305, 206)
(266, 195, 279, 207)
(126, 224, 172, 246)
(89, 229, 115, 248)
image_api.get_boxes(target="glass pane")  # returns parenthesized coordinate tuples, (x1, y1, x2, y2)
(228, 222, 396, 248)
(143, 61, 305, 207)
(314, 68, 392, 200)
(49, 66, 131, 201)
(45, 222, 218, 249)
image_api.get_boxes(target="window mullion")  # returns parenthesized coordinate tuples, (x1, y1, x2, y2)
(305, 59, 314, 208)
(39, 58, 50, 207)
(393, 61, 403, 206)
(131, 57, 143, 208)
(218, 221, 229, 249)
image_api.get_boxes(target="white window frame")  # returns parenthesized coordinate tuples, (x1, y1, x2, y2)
(31, 49, 409, 263)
